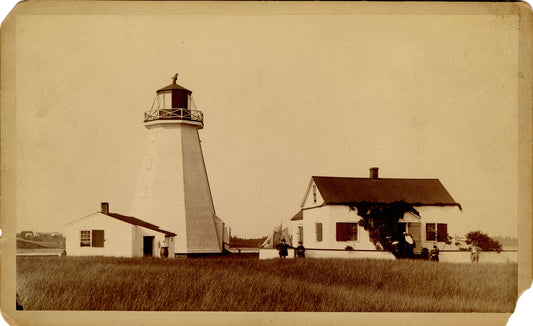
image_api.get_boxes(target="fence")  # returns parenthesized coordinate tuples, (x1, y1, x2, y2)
(259, 248, 518, 263)
(259, 248, 393, 260)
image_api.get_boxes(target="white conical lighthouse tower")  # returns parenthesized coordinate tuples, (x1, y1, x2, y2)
(131, 74, 226, 255)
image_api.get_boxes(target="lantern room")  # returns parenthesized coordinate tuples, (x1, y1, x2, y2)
(144, 74, 204, 126)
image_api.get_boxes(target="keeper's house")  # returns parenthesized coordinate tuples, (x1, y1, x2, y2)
(65, 203, 176, 258)
(288, 168, 462, 258)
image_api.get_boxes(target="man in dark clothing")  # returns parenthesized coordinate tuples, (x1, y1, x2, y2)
(276, 238, 290, 259)
(295, 241, 306, 258)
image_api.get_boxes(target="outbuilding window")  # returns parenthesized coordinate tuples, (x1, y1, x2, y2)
(336, 222, 358, 241)
(80, 230, 91, 247)
(80, 230, 105, 247)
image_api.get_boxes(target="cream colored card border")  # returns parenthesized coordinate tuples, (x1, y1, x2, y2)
(1, 1, 531, 326)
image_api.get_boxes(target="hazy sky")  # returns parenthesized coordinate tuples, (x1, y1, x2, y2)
(14, 13, 520, 238)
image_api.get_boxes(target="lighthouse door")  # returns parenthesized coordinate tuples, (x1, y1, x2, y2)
(143, 236, 154, 257)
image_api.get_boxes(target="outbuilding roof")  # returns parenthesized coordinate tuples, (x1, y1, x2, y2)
(107, 213, 177, 237)
(311, 176, 459, 207)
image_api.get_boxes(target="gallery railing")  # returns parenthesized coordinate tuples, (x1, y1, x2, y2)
(144, 108, 204, 124)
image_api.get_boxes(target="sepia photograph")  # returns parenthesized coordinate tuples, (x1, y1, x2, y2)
(1, 1, 531, 326)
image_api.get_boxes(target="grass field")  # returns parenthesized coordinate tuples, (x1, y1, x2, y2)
(16, 256, 517, 312)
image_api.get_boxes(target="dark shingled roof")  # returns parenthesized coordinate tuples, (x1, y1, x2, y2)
(290, 210, 303, 221)
(312, 176, 459, 206)
(107, 213, 177, 237)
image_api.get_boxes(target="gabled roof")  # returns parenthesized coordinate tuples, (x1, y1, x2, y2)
(107, 213, 177, 237)
(290, 210, 303, 221)
(310, 176, 459, 207)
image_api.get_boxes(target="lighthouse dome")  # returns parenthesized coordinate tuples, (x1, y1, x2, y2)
(155, 73, 191, 109)
(144, 74, 203, 126)
(157, 82, 191, 93)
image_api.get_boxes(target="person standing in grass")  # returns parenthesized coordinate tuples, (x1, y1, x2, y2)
(276, 238, 290, 259)
(471, 243, 481, 263)
(430, 245, 439, 262)
(295, 241, 306, 258)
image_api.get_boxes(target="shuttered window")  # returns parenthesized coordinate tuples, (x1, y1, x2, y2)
(315, 223, 323, 242)
(336, 223, 358, 241)
(437, 223, 448, 242)
(426, 223, 436, 241)
(80, 230, 105, 247)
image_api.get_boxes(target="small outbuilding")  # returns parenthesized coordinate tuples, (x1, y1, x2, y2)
(65, 203, 176, 258)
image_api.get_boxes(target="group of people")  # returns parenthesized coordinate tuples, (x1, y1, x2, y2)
(275, 238, 306, 259)
(390, 232, 441, 262)
(275, 236, 482, 263)
(390, 232, 417, 259)
(400, 232, 442, 262)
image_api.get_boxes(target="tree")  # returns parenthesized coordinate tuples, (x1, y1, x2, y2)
(354, 201, 419, 253)
(465, 231, 502, 253)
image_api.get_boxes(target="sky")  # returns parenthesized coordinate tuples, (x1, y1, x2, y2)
(11, 10, 522, 238)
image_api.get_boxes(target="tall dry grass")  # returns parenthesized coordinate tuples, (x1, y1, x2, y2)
(16, 256, 517, 311)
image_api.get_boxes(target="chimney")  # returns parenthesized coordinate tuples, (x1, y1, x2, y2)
(370, 167, 379, 180)
(101, 202, 109, 215)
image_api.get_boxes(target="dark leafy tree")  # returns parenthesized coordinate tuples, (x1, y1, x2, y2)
(465, 231, 502, 253)
(354, 201, 419, 252)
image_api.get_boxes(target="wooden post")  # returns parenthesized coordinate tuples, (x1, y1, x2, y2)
(221, 222, 225, 251)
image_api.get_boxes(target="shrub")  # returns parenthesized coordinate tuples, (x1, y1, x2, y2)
(355, 201, 419, 251)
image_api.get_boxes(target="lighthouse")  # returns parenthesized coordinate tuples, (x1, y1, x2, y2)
(131, 74, 227, 255)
